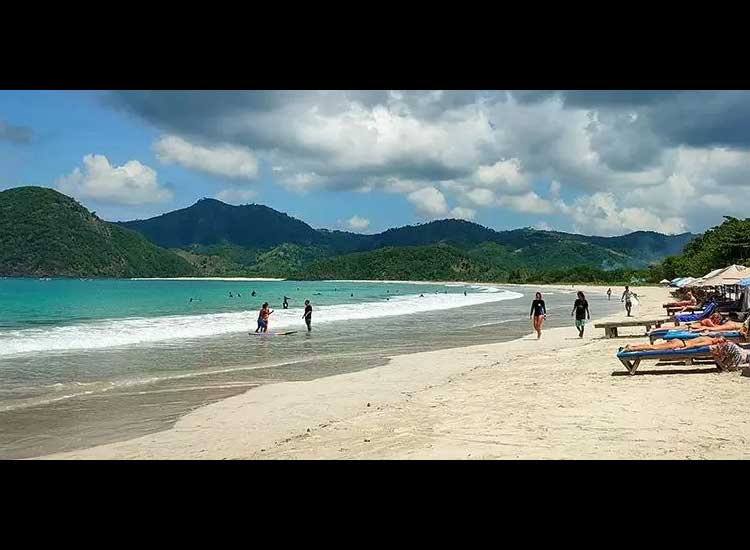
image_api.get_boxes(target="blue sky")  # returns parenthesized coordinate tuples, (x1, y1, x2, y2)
(2, 90, 749, 235)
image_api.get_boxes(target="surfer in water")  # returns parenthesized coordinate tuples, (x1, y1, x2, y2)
(303, 300, 312, 331)
(255, 302, 273, 333)
(530, 292, 547, 339)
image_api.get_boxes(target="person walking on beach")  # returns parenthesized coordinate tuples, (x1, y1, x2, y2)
(571, 291, 590, 338)
(530, 292, 546, 339)
(607, 288, 611, 301)
(621, 286, 634, 317)
(303, 299, 313, 331)
(255, 302, 273, 333)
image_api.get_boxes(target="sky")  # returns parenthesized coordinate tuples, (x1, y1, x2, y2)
(1, 90, 749, 236)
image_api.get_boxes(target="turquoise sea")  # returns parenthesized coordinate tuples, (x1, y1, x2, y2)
(0, 278, 620, 458)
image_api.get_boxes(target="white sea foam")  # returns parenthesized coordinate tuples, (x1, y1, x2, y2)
(0, 288, 522, 356)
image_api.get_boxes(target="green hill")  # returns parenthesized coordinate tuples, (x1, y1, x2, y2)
(650, 216, 750, 280)
(0, 187, 196, 278)
(118, 199, 695, 270)
(300, 245, 507, 282)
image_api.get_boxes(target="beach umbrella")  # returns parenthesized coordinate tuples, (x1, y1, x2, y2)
(696, 265, 750, 287)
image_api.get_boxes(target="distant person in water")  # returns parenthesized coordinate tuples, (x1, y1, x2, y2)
(229, 292, 233, 298)
(237, 293, 241, 298)
(303, 300, 313, 331)
(283, 296, 289, 309)
(255, 302, 273, 333)
(530, 292, 546, 339)
(419, 294, 424, 297)
(464, 291, 467, 296)
(571, 291, 590, 338)
(607, 288, 612, 301)
(251, 290, 256, 297)
(189, 298, 193, 303)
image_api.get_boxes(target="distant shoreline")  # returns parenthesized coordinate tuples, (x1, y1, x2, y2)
(129, 277, 287, 281)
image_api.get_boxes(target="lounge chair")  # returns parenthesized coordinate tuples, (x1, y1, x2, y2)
(661, 330, 744, 342)
(616, 342, 750, 374)
(675, 301, 717, 324)
(617, 346, 719, 375)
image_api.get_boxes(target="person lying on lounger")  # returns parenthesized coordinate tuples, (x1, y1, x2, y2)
(622, 335, 727, 352)
(686, 312, 725, 331)
(686, 315, 749, 332)
(689, 317, 749, 335)
(665, 291, 697, 310)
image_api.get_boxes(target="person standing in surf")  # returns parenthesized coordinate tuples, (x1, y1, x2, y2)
(621, 286, 634, 317)
(255, 302, 273, 333)
(607, 288, 612, 301)
(530, 292, 546, 339)
(303, 299, 313, 332)
(571, 291, 590, 338)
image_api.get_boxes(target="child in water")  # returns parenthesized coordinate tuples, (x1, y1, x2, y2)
(255, 302, 273, 333)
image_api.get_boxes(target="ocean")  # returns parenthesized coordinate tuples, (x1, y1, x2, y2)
(0, 278, 621, 458)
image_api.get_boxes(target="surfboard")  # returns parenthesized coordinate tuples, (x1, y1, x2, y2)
(249, 331, 298, 336)
(631, 295, 640, 307)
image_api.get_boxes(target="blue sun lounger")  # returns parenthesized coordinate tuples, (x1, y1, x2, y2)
(616, 346, 717, 375)
(661, 331, 743, 341)
(616, 342, 750, 374)
(649, 329, 743, 343)
(675, 301, 717, 324)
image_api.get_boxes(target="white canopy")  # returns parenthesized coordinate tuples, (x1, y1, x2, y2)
(695, 265, 750, 287)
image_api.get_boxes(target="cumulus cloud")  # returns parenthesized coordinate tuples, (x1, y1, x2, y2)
(346, 215, 371, 231)
(0, 120, 32, 144)
(56, 154, 172, 205)
(108, 90, 750, 234)
(561, 192, 687, 236)
(154, 135, 258, 180)
(496, 192, 555, 214)
(450, 206, 476, 220)
(215, 188, 257, 205)
(473, 158, 529, 192)
(407, 186, 449, 218)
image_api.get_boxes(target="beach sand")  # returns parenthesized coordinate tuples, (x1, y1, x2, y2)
(39, 285, 750, 459)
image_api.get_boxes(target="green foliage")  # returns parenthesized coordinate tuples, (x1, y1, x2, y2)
(0, 187, 196, 277)
(650, 216, 750, 280)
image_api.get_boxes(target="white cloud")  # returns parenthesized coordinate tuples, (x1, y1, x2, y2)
(549, 180, 561, 197)
(496, 192, 555, 214)
(215, 188, 257, 205)
(562, 192, 687, 236)
(346, 215, 371, 231)
(407, 186, 449, 218)
(450, 206, 476, 220)
(465, 187, 496, 206)
(154, 135, 258, 180)
(56, 154, 172, 205)
(474, 158, 529, 192)
(278, 172, 326, 193)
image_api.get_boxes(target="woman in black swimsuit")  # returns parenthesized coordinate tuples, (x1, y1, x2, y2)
(530, 292, 546, 339)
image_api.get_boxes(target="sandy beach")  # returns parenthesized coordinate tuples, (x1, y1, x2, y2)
(39, 284, 750, 460)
